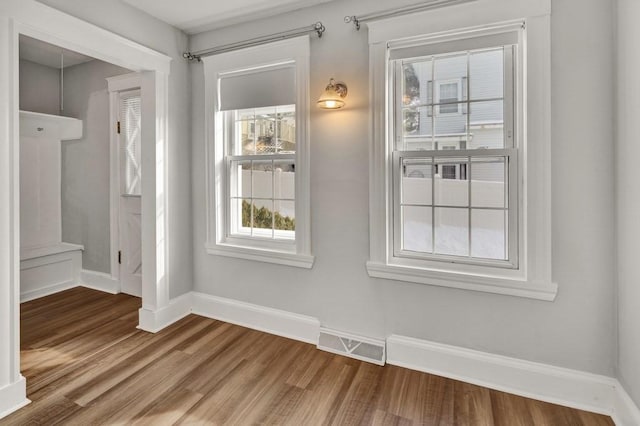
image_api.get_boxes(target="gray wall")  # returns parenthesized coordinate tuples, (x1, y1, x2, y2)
(38, 0, 193, 299)
(19, 59, 59, 115)
(60, 60, 130, 273)
(616, 0, 640, 407)
(190, 0, 617, 376)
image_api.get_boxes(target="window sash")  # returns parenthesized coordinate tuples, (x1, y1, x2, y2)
(392, 149, 518, 268)
(393, 45, 514, 152)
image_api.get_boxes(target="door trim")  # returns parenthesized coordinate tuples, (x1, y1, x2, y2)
(107, 73, 142, 286)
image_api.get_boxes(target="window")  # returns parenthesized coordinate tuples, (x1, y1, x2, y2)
(367, 9, 557, 300)
(119, 90, 142, 196)
(394, 43, 517, 267)
(203, 37, 313, 268)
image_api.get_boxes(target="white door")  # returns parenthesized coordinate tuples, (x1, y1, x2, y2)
(118, 91, 142, 297)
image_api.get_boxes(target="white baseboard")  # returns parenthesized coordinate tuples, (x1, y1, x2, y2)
(80, 269, 120, 294)
(612, 382, 640, 426)
(191, 291, 320, 345)
(20, 281, 76, 303)
(137, 292, 193, 333)
(386, 334, 617, 418)
(0, 376, 30, 420)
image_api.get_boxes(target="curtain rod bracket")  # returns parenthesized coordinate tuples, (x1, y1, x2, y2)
(183, 52, 201, 62)
(344, 16, 360, 31)
(314, 21, 326, 38)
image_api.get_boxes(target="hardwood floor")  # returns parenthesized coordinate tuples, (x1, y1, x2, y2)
(2, 287, 614, 425)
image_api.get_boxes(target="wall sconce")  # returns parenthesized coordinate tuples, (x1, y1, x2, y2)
(317, 78, 348, 109)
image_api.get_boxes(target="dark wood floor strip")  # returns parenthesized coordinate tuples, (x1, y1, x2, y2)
(0, 288, 614, 425)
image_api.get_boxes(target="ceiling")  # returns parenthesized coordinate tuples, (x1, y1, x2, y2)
(20, 35, 94, 69)
(122, 0, 337, 34)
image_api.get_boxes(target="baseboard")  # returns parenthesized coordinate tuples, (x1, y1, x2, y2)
(386, 334, 616, 417)
(191, 291, 320, 345)
(20, 280, 76, 303)
(80, 269, 120, 294)
(612, 381, 640, 426)
(0, 376, 30, 420)
(137, 292, 193, 333)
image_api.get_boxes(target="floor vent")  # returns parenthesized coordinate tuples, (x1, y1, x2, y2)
(317, 327, 386, 366)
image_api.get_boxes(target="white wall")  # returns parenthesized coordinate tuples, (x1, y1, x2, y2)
(19, 59, 59, 115)
(616, 0, 640, 407)
(37, 0, 193, 299)
(60, 59, 130, 273)
(190, 0, 617, 375)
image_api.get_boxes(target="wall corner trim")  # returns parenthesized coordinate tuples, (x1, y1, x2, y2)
(0, 376, 30, 420)
(386, 334, 624, 420)
(138, 292, 193, 333)
(191, 291, 320, 345)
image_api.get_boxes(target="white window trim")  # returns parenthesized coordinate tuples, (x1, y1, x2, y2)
(366, 0, 557, 301)
(203, 36, 314, 269)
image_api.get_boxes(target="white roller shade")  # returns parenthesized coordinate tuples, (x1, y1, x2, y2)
(389, 30, 519, 60)
(219, 65, 296, 111)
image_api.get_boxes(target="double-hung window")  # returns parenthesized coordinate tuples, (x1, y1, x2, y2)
(367, 12, 557, 300)
(203, 37, 313, 268)
(393, 34, 518, 268)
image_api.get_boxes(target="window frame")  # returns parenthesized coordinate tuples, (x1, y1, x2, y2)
(202, 36, 314, 269)
(366, 8, 557, 300)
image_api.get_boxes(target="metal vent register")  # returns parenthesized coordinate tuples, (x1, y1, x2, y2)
(317, 327, 386, 365)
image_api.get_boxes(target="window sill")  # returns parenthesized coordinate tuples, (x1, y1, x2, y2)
(366, 261, 558, 301)
(206, 243, 315, 269)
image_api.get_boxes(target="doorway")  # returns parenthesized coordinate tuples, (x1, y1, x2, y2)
(0, 2, 172, 416)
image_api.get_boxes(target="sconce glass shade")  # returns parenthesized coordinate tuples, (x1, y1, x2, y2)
(317, 78, 347, 109)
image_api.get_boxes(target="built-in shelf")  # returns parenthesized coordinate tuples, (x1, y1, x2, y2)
(19, 110, 83, 141)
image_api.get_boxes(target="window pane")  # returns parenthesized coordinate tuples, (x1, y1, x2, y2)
(274, 160, 295, 200)
(274, 200, 295, 236)
(469, 101, 504, 149)
(434, 207, 469, 256)
(236, 198, 252, 236)
(233, 108, 256, 155)
(434, 157, 468, 207)
(255, 110, 277, 154)
(403, 206, 433, 253)
(434, 54, 467, 98)
(277, 106, 296, 153)
(402, 158, 432, 205)
(471, 157, 506, 208)
(252, 199, 274, 237)
(251, 160, 273, 199)
(402, 61, 432, 107)
(120, 94, 142, 196)
(470, 48, 504, 101)
(471, 209, 507, 260)
(229, 160, 251, 199)
(435, 105, 466, 137)
(403, 106, 432, 137)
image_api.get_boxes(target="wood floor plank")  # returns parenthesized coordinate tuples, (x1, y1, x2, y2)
(0, 288, 616, 426)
